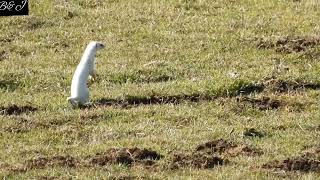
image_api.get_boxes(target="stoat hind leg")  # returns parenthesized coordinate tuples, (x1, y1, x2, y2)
(67, 97, 80, 108)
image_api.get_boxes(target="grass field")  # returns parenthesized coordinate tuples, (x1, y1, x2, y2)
(1, 0, 320, 179)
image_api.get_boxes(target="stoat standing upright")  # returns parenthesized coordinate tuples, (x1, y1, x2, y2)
(67, 41, 105, 107)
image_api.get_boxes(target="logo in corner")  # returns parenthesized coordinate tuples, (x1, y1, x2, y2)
(0, 0, 28, 16)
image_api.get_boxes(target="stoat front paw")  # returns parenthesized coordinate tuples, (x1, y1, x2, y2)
(88, 74, 98, 86)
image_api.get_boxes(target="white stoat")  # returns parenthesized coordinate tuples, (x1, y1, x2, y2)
(67, 41, 105, 107)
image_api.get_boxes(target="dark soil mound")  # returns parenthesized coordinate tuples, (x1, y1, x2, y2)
(0, 105, 37, 115)
(263, 147, 320, 173)
(89, 148, 163, 167)
(243, 128, 265, 138)
(263, 78, 320, 93)
(170, 153, 224, 169)
(25, 155, 80, 170)
(262, 157, 320, 173)
(238, 96, 282, 110)
(196, 139, 262, 156)
(256, 36, 320, 53)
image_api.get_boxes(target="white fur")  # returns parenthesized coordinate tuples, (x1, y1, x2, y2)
(67, 41, 104, 107)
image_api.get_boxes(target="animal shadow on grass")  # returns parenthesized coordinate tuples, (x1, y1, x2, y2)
(84, 82, 264, 109)
(77, 77, 320, 109)
(92, 94, 215, 108)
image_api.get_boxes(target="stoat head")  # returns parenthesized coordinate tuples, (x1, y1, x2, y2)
(89, 41, 105, 50)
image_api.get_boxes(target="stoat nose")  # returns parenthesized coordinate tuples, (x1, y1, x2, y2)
(97, 43, 105, 49)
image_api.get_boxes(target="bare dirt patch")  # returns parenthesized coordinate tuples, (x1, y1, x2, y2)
(79, 1, 103, 8)
(18, 17, 55, 30)
(89, 148, 163, 167)
(0, 36, 13, 43)
(237, 96, 282, 110)
(78, 113, 104, 125)
(169, 139, 261, 169)
(195, 139, 262, 156)
(107, 70, 176, 84)
(108, 175, 139, 180)
(25, 155, 81, 170)
(3, 148, 162, 173)
(302, 146, 320, 159)
(262, 147, 320, 173)
(63, 11, 77, 20)
(302, 48, 320, 60)
(262, 157, 320, 173)
(0, 50, 8, 61)
(170, 153, 224, 169)
(35, 176, 57, 180)
(242, 128, 265, 138)
(271, 125, 287, 131)
(2, 142, 262, 173)
(236, 77, 320, 95)
(236, 83, 265, 95)
(4, 118, 37, 133)
(256, 36, 320, 53)
(0, 105, 37, 116)
(263, 78, 320, 93)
